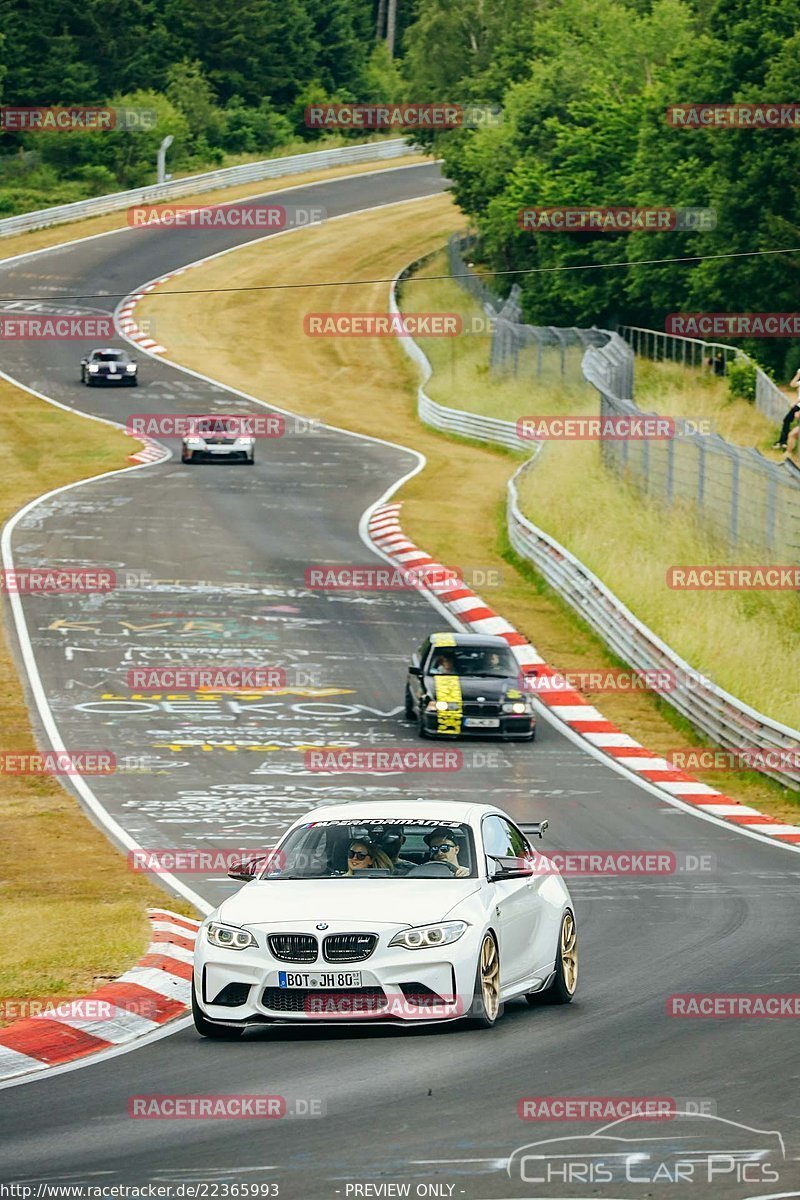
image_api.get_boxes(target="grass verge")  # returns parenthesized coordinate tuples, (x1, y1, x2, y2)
(411, 255, 800, 734)
(0, 387, 196, 1019)
(138, 199, 799, 824)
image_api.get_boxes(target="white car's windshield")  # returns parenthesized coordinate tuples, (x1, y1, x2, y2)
(261, 819, 477, 880)
(194, 417, 237, 435)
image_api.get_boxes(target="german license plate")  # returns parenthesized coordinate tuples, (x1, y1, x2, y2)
(278, 971, 362, 988)
(107, 373, 120, 379)
(464, 717, 500, 728)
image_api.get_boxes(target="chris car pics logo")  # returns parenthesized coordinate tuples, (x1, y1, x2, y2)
(508, 1112, 785, 1187)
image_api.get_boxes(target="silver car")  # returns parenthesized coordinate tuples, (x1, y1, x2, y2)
(181, 416, 255, 465)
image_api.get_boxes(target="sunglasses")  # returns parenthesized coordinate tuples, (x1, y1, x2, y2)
(432, 842, 456, 853)
(348, 849, 371, 860)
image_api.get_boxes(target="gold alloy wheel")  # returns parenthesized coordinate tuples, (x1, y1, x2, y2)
(480, 933, 501, 1020)
(561, 911, 578, 994)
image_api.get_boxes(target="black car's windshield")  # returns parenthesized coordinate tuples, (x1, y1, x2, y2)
(261, 820, 477, 880)
(427, 646, 518, 678)
(92, 351, 124, 362)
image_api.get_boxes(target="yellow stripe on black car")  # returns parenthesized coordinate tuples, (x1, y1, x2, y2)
(431, 633, 457, 648)
(434, 674, 463, 735)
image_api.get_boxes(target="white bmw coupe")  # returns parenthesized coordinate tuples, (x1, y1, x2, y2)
(192, 799, 577, 1037)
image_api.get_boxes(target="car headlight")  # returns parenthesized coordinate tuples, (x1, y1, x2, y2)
(502, 700, 530, 714)
(88, 364, 99, 373)
(125, 363, 137, 373)
(236, 437, 254, 445)
(389, 921, 468, 950)
(185, 437, 204, 446)
(205, 922, 257, 951)
(428, 700, 459, 712)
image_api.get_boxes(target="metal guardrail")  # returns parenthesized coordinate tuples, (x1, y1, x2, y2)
(393, 256, 529, 452)
(0, 139, 412, 239)
(619, 324, 790, 426)
(392, 250, 800, 790)
(448, 236, 800, 561)
(585, 333, 800, 561)
(507, 459, 800, 789)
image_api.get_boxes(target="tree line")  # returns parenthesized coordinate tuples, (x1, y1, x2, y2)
(1, 0, 796, 373)
(414, 0, 800, 376)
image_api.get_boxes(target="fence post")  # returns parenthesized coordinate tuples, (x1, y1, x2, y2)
(730, 452, 739, 545)
(697, 437, 706, 507)
(766, 473, 777, 551)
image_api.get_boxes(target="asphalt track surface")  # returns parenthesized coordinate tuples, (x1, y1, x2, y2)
(0, 163, 798, 1200)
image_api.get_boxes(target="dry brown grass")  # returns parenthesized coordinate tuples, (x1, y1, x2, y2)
(0, 383, 196, 1015)
(139, 200, 799, 824)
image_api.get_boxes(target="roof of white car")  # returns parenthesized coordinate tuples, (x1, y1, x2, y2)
(294, 799, 501, 825)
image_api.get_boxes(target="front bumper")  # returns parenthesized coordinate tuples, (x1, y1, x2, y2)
(183, 443, 253, 460)
(194, 936, 478, 1026)
(422, 711, 535, 740)
(87, 373, 136, 385)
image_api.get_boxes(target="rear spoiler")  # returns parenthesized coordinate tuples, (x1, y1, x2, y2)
(520, 820, 549, 839)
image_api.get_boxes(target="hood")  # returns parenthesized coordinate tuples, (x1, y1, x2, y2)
(424, 674, 513, 701)
(216, 877, 481, 929)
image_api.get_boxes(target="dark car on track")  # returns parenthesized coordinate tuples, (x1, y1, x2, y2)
(80, 347, 138, 386)
(405, 632, 535, 740)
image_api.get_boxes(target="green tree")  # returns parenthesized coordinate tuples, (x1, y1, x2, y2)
(165, 60, 225, 147)
(30, 90, 190, 188)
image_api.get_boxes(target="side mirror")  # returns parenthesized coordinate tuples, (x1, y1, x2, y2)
(489, 854, 534, 880)
(521, 820, 549, 839)
(408, 665, 423, 677)
(227, 856, 266, 882)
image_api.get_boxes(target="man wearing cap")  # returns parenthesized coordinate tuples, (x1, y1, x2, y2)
(425, 828, 470, 877)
